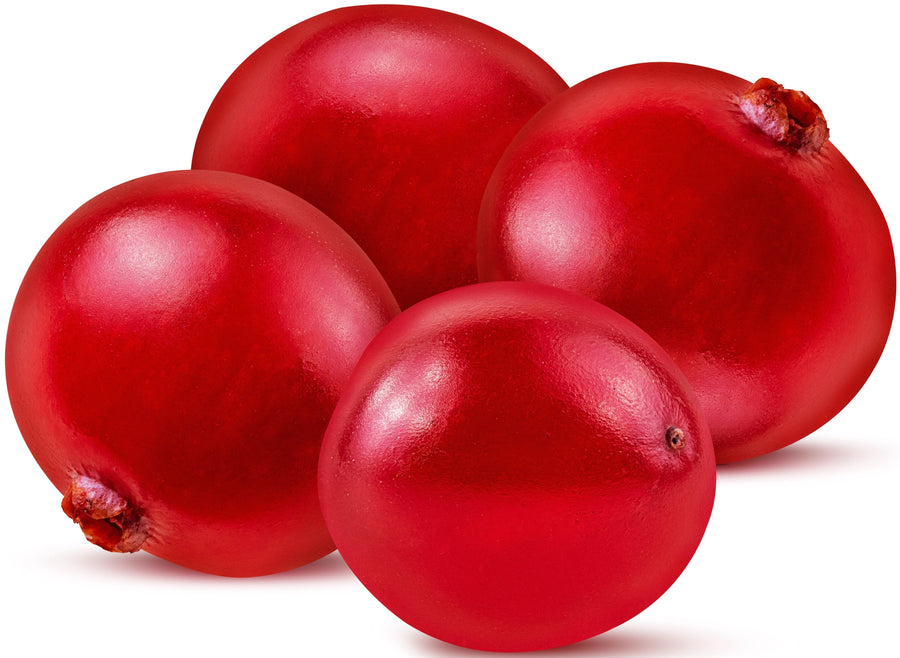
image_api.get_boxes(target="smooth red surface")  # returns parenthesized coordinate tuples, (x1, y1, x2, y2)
(192, 4, 568, 309)
(479, 62, 896, 463)
(318, 282, 716, 651)
(6, 170, 399, 576)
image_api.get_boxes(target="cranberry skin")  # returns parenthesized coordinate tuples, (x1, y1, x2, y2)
(479, 62, 896, 463)
(319, 282, 716, 651)
(6, 170, 399, 576)
(191, 5, 567, 309)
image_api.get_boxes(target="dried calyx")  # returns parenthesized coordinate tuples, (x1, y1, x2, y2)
(666, 426, 686, 451)
(61, 475, 149, 553)
(739, 78, 829, 154)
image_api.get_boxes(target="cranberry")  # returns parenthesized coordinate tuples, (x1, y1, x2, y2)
(6, 170, 399, 576)
(192, 5, 567, 308)
(479, 62, 895, 463)
(318, 281, 716, 651)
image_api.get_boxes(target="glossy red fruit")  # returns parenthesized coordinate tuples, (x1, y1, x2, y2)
(6, 170, 399, 576)
(318, 281, 716, 652)
(192, 4, 568, 309)
(479, 62, 896, 463)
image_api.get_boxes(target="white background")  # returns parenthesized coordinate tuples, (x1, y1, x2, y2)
(1, 1, 896, 656)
